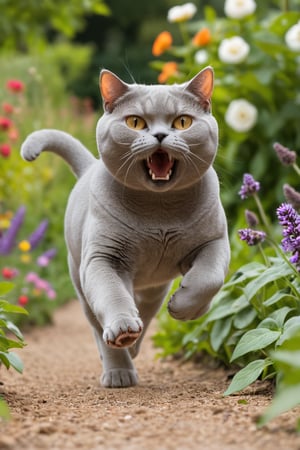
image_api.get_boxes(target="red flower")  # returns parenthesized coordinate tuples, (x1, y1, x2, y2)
(6, 79, 25, 93)
(2, 102, 14, 115)
(1, 267, 17, 279)
(0, 117, 12, 130)
(0, 143, 11, 157)
(18, 295, 29, 306)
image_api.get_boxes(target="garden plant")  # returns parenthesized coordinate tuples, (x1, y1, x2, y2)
(151, 0, 300, 427)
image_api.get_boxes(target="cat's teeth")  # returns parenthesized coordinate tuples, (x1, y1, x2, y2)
(149, 169, 172, 181)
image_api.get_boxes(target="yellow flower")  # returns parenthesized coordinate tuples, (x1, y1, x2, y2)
(19, 240, 31, 252)
(20, 254, 31, 264)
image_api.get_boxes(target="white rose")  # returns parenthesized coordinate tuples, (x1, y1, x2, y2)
(224, 0, 256, 19)
(194, 50, 208, 65)
(225, 99, 258, 133)
(218, 36, 250, 64)
(285, 21, 300, 51)
(167, 3, 197, 23)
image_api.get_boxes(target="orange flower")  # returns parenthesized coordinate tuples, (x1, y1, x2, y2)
(158, 62, 178, 84)
(152, 31, 173, 56)
(192, 28, 211, 46)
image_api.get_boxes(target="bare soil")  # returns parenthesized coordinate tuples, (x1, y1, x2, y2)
(1, 300, 300, 450)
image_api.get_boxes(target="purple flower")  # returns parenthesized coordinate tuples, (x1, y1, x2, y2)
(28, 219, 48, 250)
(238, 228, 266, 246)
(277, 203, 300, 271)
(245, 209, 259, 227)
(273, 142, 296, 166)
(239, 174, 260, 200)
(283, 184, 300, 211)
(37, 248, 57, 267)
(0, 206, 26, 255)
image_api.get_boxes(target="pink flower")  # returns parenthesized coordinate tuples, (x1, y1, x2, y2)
(6, 79, 25, 93)
(2, 103, 14, 115)
(26, 272, 39, 283)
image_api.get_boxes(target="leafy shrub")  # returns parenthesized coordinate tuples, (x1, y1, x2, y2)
(0, 281, 27, 419)
(154, 141, 300, 425)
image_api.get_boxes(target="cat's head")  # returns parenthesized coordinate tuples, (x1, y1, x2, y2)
(96, 67, 218, 192)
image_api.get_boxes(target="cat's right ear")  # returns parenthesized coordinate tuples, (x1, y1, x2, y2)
(100, 70, 129, 113)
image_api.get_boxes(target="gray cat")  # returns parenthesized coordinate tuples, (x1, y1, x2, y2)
(21, 67, 230, 388)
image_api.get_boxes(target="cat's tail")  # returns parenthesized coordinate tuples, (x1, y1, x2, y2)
(21, 129, 96, 178)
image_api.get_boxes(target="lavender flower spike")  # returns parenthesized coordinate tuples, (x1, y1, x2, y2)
(239, 174, 260, 200)
(0, 206, 26, 255)
(277, 203, 300, 271)
(273, 142, 296, 166)
(238, 228, 266, 246)
(28, 219, 48, 250)
(283, 184, 300, 211)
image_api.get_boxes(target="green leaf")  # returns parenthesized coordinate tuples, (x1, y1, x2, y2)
(0, 301, 28, 315)
(0, 283, 14, 296)
(4, 320, 24, 341)
(224, 359, 272, 396)
(231, 328, 281, 362)
(0, 398, 10, 420)
(258, 384, 300, 426)
(263, 290, 296, 307)
(3, 352, 23, 373)
(244, 261, 292, 302)
(210, 316, 232, 352)
(233, 306, 257, 329)
(277, 317, 300, 346)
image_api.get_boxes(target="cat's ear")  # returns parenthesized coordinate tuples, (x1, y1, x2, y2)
(185, 67, 214, 112)
(100, 70, 129, 113)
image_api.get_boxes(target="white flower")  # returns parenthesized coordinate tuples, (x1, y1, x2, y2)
(225, 99, 258, 133)
(194, 50, 208, 65)
(167, 3, 197, 23)
(224, 0, 256, 19)
(285, 21, 300, 52)
(218, 36, 250, 64)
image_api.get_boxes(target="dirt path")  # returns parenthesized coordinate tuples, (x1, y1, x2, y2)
(1, 300, 300, 450)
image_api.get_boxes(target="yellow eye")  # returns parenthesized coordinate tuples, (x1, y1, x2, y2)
(126, 116, 146, 130)
(173, 115, 193, 130)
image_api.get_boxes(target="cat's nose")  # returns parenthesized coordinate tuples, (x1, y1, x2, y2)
(154, 133, 167, 143)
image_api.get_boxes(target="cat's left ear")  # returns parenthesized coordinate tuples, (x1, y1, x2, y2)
(100, 70, 129, 113)
(185, 66, 214, 112)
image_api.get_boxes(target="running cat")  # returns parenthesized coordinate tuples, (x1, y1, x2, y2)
(21, 67, 230, 388)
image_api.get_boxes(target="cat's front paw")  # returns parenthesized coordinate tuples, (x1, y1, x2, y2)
(167, 287, 211, 321)
(103, 316, 143, 348)
(101, 368, 138, 388)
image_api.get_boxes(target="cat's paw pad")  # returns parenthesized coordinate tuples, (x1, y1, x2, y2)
(103, 316, 143, 348)
(101, 368, 138, 388)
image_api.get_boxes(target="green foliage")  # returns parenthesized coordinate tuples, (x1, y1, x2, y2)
(0, 0, 110, 51)
(0, 282, 27, 419)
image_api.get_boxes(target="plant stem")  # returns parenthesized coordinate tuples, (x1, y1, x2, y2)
(282, 0, 289, 11)
(293, 162, 300, 177)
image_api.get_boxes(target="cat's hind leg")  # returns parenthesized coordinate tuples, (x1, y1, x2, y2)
(129, 283, 171, 358)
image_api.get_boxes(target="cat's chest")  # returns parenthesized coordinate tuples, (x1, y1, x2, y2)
(130, 225, 198, 287)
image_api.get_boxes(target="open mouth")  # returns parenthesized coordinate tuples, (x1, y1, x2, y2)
(146, 149, 175, 181)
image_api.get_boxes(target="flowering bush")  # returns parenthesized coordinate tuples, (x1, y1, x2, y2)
(150, 1, 300, 214)
(0, 206, 58, 326)
(154, 139, 300, 426)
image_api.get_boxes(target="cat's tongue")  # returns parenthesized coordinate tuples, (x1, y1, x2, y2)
(147, 149, 174, 181)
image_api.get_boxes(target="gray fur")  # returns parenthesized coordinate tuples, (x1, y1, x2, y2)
(21, 67, 230, 388)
